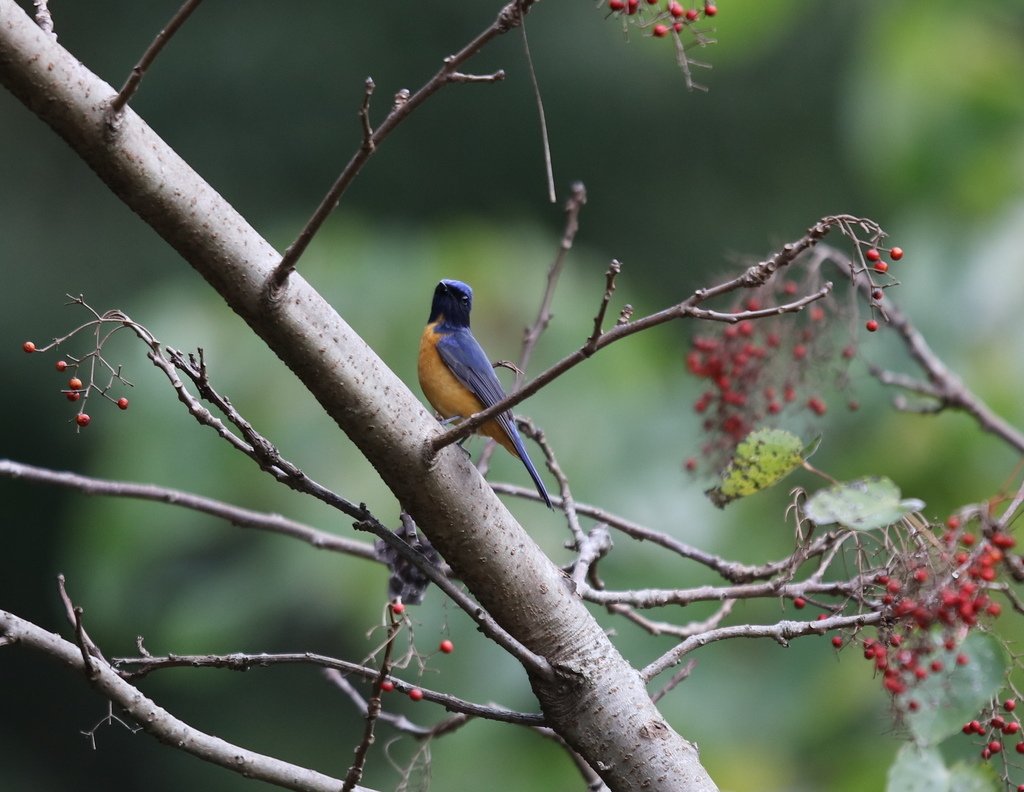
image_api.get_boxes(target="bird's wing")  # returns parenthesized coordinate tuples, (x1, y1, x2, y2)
(436, 328, 553, 508)
(435, 329, 510, 413)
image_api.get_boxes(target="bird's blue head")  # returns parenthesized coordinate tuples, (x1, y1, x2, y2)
(428, 279, 473, 327)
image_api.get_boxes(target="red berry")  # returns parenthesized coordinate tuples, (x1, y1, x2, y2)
(956, 653, 970, 666)
(1005, 722, 1020, 735)
(792, 344, 807, 360)
(75, 413, 91, 427)
(807, 397, 827, 416)
(989, 740, 1002, 754)
(439, 639, 454, 654)
(669, 1, 684, 16)
(408, 688, 424, 702)
(68, 377, 83, 391)
(865, 319, 879, 332)
(913, 568, 928, 583)
(56, 360, 68, 372)
(1006, 699, 1017, 712)
(874, 261, 889, 273)
(684, 457, 698, 472)
(673, 21, 683, 31)
(685, 7, 699, 20)
(871, 289, 884, 301)
(831, 636, 843, 648)
(627, 0, 639, 12)
(889, 246, 904, 261)
(793, 596, 807, 610)
(22, 341, 36, 353)
(390, 601, 405, 615)
(380, 679, 395, 692)
(66, 391, 81, 402)
(946, 515, 961, 530)
(866, 248, 881, 262)
(1016, 742, 1024, 755)
(652, 23, 669, 37)
(117, 397, 129, 410)
(608, 0, 625, 9)
(704, 2, 717, 15)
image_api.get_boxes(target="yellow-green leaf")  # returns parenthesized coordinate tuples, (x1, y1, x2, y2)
(706, 428, 804, 508)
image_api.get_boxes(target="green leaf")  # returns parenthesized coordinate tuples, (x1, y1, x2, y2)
(804, 476, 926, 530)
(903, 631, 1007, 746)
(706, 428, 804, 508)
(886, 744, 949, 792)
(801, 434, 822, 460)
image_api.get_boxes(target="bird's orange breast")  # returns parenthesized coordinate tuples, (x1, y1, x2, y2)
(418, 322, 486, 420)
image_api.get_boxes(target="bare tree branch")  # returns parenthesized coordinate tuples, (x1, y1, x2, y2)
(112, 651, 545, 727)
(0, 458, 377, 559)
(0, 610, 364, 792)
(642, 611, 883, 682)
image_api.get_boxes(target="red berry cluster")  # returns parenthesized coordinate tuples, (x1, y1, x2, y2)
(607, 0, 716, 29)
(683, 280, 851, 473)
(962, 699, 1023, 762)
(843, 518, 1014, 706)
(22, 341, 131, 430)
(861, 244, 904, 332)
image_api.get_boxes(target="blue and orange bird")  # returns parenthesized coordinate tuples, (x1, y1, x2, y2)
(418, 279, 553, 509)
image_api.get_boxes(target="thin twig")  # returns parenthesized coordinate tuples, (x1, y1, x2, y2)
(642, 611, 883, 682)
(650, 660, 697, 704)
(518, 0, 555, 203)
(343, 612, 400, 791)
(112, 651, 545, 726)
(575, 573, 873, 609)
(589, 260, 622, 346)
(519, 181, 587, 376)
(108, 0, 204, 119)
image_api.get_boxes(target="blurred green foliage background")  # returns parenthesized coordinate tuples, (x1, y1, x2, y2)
(2, 1, 1023, 790)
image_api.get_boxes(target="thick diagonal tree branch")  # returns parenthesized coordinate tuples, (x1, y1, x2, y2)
(0, 4, 717, 789)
